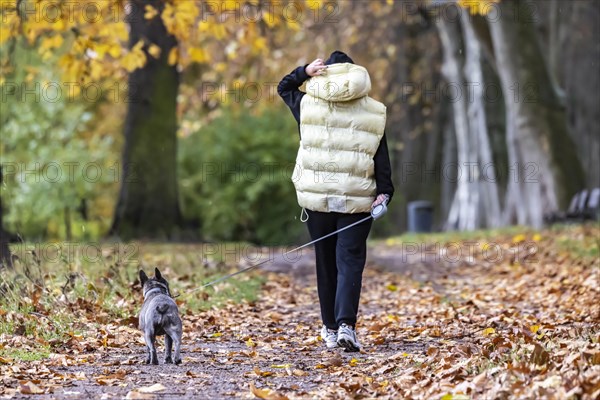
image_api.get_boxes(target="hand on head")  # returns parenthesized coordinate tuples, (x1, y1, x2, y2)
(306, 58, 327, 77)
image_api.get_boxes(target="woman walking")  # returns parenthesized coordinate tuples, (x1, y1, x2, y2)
(278, 51, 394, 352)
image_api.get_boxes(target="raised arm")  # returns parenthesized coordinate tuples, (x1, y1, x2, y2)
(277, 59, 327, 124)
(277, 65, 309, 124)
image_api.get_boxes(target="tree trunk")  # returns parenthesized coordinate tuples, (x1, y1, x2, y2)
(487, 0, 585, 227)
(440, 96, 457, 223)
(0, 166, 12, 268)
(561, 0, 600, 188)
(462, 14, 509, 208)
(436, 7, 502, 231)
(350, 4, 446, 232)
(534, 0, 600, 189)
(110, 0, 181, 240)
(461, 14, 502, 228)
(437, 16, 476, 230)
(547, 0, 562, 97)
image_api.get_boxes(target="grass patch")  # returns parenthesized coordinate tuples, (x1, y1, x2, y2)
(550, 223, 600, 263)
(183, 274, 265, 312)
(0, 347, 50, 362)
(375, 223, 599, 261)
(557, 236, 599, 260)
(377, 225, 527, 246)
(0, 241, 268, 360)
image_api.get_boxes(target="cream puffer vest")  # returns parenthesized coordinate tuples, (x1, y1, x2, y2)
(292, 63, 387, 213)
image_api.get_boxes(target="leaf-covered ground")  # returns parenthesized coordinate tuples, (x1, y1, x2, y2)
(0, 224, 598, 399)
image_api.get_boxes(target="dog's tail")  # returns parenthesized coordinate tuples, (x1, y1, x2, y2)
(156, 304, 169, 314)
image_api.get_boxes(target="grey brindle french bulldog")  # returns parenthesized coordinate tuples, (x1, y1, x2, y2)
(139, 268, 183, 365)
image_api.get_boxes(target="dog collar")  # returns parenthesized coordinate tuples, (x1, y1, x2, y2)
(144, 287, 166, 299)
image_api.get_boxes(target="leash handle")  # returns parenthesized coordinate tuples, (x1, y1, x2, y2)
(371, 195, 390, 220)
(371, 202, 387, 220)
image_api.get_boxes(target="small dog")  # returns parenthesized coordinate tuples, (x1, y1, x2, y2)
(139, 268, 183, 365)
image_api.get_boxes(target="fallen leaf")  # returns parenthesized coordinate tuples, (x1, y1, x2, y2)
(253, 366, 273, 377)
(512, 234, 526, 243)
(292, 369, 307, 376)
(530, 343, 550, 365)
(269, 363, 292, 369)
(530, 325, 540, 334)
(340, 379, 361, 393)
(125, 391, 154, 399)
(440, 394, 470, 400)
(249, 382, 288, 400)
(138, 383, 166, 393)
(19, 381, 44, 394)
(482, 327, 496, 336)
(427, 346, 439, 357)
(317, 353, 343, 368)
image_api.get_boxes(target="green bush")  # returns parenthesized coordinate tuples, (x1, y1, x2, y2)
(1, 45, 116, 240)
(178, 106, 307, 245)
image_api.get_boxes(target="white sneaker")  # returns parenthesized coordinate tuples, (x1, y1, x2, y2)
(320, 325, 338, 349)
(337, 323, 360, 352)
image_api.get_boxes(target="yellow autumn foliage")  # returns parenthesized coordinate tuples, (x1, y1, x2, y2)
(121, 41, 147, 73)
(0, 0, 334, 89)
(457, 0, 500, 15)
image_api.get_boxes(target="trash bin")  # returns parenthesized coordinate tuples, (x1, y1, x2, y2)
(407, 201, 434, 233)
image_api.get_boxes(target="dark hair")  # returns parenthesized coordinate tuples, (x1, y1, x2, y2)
(325, 50, 354, 65)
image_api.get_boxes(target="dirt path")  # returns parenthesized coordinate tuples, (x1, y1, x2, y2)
(2, 231, 599, 399)
(3, 262, 434, 400)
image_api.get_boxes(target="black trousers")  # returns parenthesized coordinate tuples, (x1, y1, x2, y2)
(305, 210, 373, 330)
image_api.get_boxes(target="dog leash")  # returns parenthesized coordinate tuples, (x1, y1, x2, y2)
(182, 200, 389, 294)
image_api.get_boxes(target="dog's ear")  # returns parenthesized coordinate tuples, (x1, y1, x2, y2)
(154, 267, 162, 280)
(139, 270, 149, 285)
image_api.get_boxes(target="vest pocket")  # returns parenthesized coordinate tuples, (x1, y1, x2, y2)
(327, 195, 347, 213)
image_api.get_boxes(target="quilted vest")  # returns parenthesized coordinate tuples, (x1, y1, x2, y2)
(292, 63, 387, 213)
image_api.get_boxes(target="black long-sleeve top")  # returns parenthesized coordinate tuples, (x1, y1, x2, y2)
(277, 65, 395, 201)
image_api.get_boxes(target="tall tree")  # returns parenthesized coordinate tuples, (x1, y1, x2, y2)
(436, 7, 500, 230)
(460, 13, 501, 228)
(109, 0, 181, 239)
(344, 1, 447, 231)
(534, 0, 600, 188)
(437, 16, 475, 230)
(1, 0, 298, 240)
(487, 0, 585, 227)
